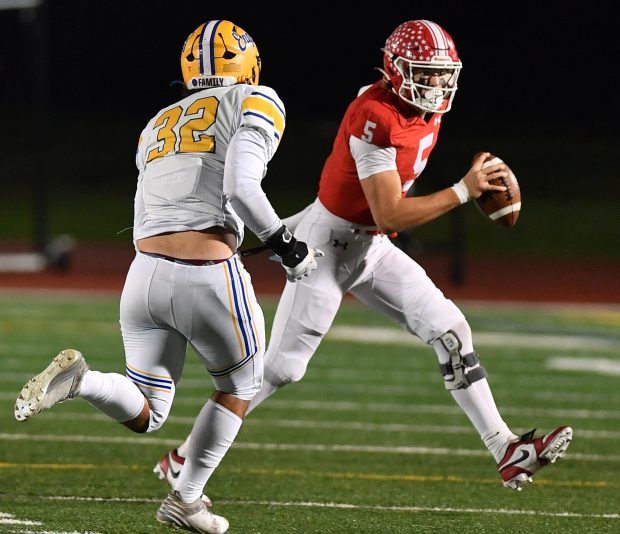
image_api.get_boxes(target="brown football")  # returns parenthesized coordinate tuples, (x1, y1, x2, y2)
(473, 152, 521, 227)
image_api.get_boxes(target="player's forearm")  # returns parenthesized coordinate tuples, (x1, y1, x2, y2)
(377, 187, 462, 233)
(223, 128, 282, 241)
(229, 178, 283, 241)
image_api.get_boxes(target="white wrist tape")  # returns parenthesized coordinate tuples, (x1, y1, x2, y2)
(451, 180, 471, 204)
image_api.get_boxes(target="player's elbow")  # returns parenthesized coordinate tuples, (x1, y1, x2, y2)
(373, 212, 401, 235)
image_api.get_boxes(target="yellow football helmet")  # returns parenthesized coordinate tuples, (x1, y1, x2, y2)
(181, 20, 261, 90)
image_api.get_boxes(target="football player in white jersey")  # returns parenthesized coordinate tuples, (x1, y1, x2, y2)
(14, 20, 321, 534)
(156, 20, 573, 497)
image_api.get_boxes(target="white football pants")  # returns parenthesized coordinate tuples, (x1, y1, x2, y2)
(120, 252, 264, 431)
(248, 198, 513, 447)
(259, 198, 466, 388)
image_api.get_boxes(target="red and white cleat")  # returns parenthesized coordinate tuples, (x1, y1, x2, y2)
(498, 426, 573, 491)
(153, 448, 213, 507)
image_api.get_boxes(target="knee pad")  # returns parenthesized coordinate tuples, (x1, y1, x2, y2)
(436, 330, 487, 390)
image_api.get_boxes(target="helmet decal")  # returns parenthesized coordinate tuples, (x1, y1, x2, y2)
(200, 20, 221, 77)
(417, 20, 453, 59)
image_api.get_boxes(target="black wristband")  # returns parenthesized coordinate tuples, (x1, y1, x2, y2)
(265, 225, 294, 256)
(265, 225, 308, 268)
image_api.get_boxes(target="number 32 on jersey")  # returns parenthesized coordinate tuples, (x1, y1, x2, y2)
(146, 97, 219, 163)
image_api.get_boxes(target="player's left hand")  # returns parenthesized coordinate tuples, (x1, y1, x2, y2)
(462, 151, 509, 199)
(282, 245, 323, 282)
(265, 225, 324, 282)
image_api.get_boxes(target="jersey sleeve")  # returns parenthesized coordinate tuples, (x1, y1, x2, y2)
(240, 85, 286, 160)
(347, 101, 393, 148)
(349, 136, 397, 179)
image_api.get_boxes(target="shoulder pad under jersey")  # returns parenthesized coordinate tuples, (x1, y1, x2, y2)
(240, 85, 286, 147)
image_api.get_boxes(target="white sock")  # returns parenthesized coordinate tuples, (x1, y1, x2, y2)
(450, 379, 517, 461)
(77, 370, 146, 423)
(175, 399, 242, 503)
(482, 428, 518, 462)
(177, 435, 192, 457)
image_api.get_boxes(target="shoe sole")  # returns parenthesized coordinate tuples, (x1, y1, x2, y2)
(156, 495, 228, 533)
(540, 426, 573, 464)
(14, 349, 84, 422)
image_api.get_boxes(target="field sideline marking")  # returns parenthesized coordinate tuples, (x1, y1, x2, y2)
(1, 433, 619, 462)
(2, 495, 619, 520)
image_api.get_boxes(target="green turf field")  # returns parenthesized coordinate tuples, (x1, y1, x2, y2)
(1, 293, 619, 533)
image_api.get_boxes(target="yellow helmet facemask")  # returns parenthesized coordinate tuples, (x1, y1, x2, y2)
(181, 20, 261, 90)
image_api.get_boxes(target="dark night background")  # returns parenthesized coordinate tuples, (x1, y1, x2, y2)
(1, 0, 619, 264)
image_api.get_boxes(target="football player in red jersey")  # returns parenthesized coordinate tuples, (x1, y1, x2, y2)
(156, 20, 572, 493)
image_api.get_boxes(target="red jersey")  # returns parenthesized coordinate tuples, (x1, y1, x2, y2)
(318, 80, 444, 225)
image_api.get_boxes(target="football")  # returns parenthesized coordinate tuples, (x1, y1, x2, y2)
(473, 152, 521, 227)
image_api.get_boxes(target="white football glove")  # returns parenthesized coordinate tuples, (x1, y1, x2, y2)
(265, 225, 324, 283)
(282, 247, 324, 282)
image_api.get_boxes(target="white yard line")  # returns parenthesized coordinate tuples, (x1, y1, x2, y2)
(16, 412, 620, 440)
(548, 357, 620, 375)
(234, 398, 620, 420)
(0, 512, 102, 534)
(3, 394, 618, 420)
(2, 497, 618, 520)
(0, 513, 41, 526)
(2, 395, 618, 419)
(327, 325, 619, 351)
(0, 433, 617, 462)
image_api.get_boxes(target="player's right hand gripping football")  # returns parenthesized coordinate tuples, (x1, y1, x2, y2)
(266, 225, 323, 282)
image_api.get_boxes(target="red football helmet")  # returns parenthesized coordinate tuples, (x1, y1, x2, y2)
(381, 20, 462, 113)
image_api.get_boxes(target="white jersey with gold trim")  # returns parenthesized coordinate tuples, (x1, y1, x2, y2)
(133, 83, 285, 247)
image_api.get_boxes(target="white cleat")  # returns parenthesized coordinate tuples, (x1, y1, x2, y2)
(14, 349, 88, 422)
(157, 490, 228, 534)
